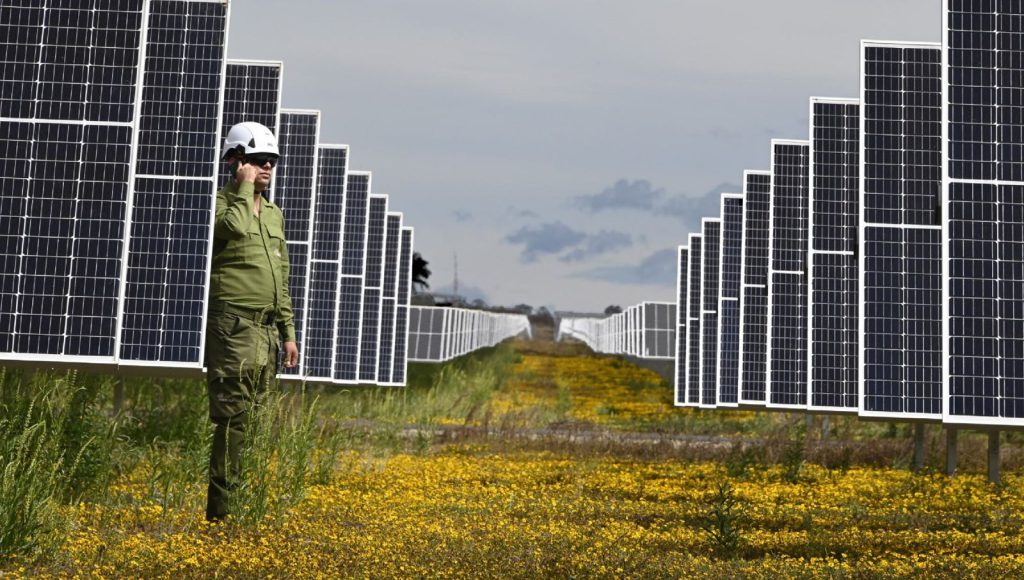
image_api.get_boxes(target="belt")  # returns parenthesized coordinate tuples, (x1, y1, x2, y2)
(209, 302, 276, 326)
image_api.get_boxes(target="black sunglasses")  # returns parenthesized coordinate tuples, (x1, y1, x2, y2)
(244, 154, 279, 168)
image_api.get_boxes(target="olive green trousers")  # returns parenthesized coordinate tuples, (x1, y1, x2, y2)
(204, 310, 279, 521)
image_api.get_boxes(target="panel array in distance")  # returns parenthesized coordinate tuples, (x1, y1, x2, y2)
(766, 140, 810, 409)
(738, 171, 772, 405)
(717, 194, 744, 407)
(808, 98, 860, 412)
(943, 2, 1024, 426)
(859, 41, 943, 420)
(0, 0, 148, 365)
(642, 302, 675, 359)
(675, 246, 689, 406)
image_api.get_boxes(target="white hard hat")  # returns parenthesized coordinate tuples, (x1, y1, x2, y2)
(221, 121, 280, 160)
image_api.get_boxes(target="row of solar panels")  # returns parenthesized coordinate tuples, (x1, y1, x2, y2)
(407, 306, 532, 363)
(0, 0, 499, 386)
(557, 303, 676, 360)
(558, 2, 1024, 428)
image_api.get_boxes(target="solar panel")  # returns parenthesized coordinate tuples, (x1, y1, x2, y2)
(859, 41, 943, 420)
(675, 246, 689, 406)
(377, 213, 402, 384)
(301, 144, 346, 382)
(943, 2, 1024, 426)
(219, 60, 282, 188)
(641, 302, 674, 359)
(335, 171, 370, 382)
(808, 98, 860, 412)
(12, 0, 143, 354)
(272, 111, 320, 379)
(358, 194, 388, 382)
(738, 170, 772, 405)
(700, 219, 721, 408)
(766, 140, 810, 409)
(686, 233, 703, 406)
(717, 194, 744, 407)
(393, 227, 413, 383)
(120, 0, 228, 368)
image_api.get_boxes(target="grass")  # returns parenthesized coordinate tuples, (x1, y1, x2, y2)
(2, 335, 1024, 577)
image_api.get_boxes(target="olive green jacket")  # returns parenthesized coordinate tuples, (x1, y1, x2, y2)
(209, 180, 297, 343)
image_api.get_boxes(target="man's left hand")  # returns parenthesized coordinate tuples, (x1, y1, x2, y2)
(283, 341, 299, 368)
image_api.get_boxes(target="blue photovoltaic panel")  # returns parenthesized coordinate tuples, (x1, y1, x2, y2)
(718, 195, 743, 405)
(944, 1, 1024, 425)
(861, 42, 943, 418)
(358, 195, 388, 381)
(342, 172, 370, 276)
(335, 275, 363, 381)
(335, 171, 370, 382)
(766, 141, 810, 408)
(739, 171, 771, 403)
(275, 112, 318, 244)
(393, 227, 413, 384)
(0, 1, 142, 363)
(675, 246, 689, 406)
(219, 61, 282, 187)
(1, 124, 132, 359)
(302, 145, 347, 381)
(377, 213, 402, 383)
(809, 99, 860, 411)
(686, 233, 703, 406)
(700, 219, 721, 408)
(121, 0, 228, 365)
(274, 112, 319, 377)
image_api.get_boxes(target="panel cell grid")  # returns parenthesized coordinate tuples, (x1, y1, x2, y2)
(121, 0, 228, 365)
(0, 1, 144, 123)
(301, 146, 347, 381)
(675, 246, 689, 406)
(700, 220, 721, 407)
(1, 123, 131, 358)
(767, 142, 810, 407)
(718, 195, 743, 405)
(687, 234, 702, 405)
(219, 61, 282, 187)
(275, 112, 319, 243)
(739, 171, 771, 403)
(945, 2, 1024, 425)
(863, 45, 942, 227)
(810, 100, 860, 411)
(861, 42, 943, 418)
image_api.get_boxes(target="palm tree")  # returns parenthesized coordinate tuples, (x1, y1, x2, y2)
(412, 252, 431, 292)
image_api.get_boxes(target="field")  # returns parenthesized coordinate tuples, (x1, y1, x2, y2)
(3, 331, 1024, 578)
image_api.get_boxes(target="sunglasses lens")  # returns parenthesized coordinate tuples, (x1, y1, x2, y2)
(247, 155, 278, 167)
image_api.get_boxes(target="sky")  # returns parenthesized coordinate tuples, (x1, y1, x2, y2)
(227, 0, 938, 313)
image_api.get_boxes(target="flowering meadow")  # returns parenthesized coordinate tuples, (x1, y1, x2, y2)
(3, 336, 1024, 578)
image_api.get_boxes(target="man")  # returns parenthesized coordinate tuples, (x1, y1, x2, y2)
(205, 121, 299, 521)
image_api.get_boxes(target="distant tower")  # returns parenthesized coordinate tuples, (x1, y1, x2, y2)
(453, 251, 459, 297)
